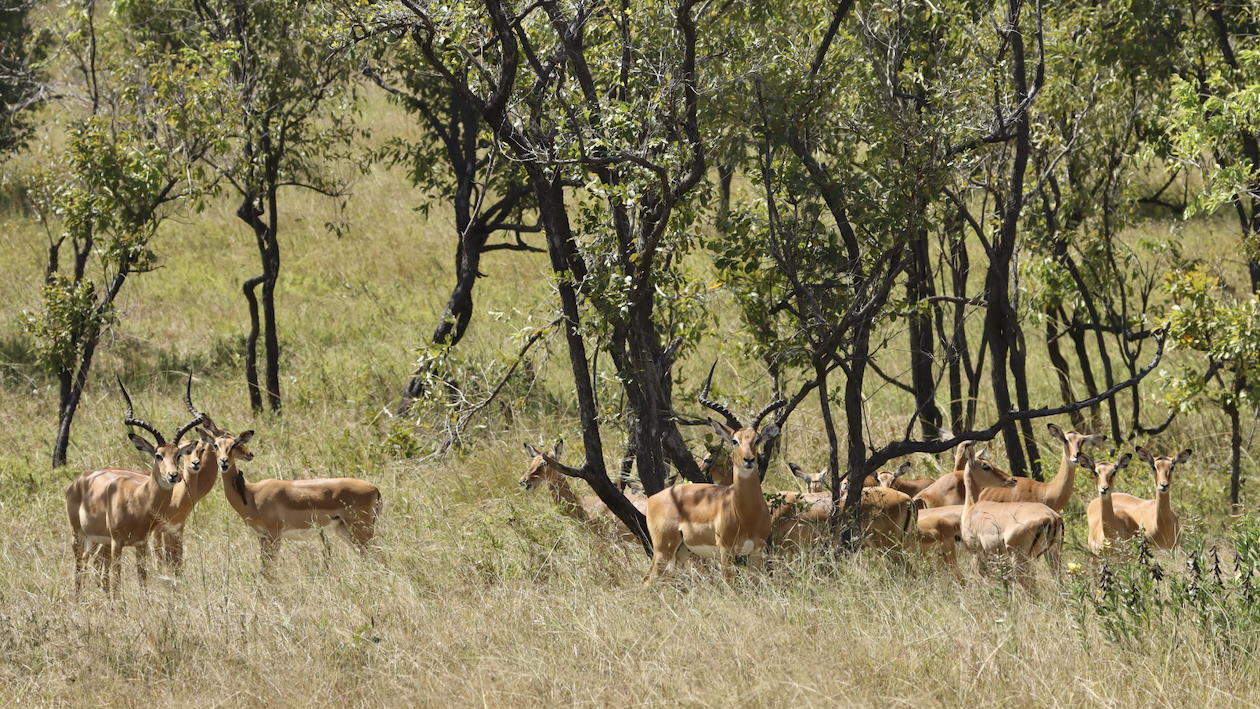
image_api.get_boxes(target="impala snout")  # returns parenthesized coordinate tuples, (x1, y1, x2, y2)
(1099, 484, 1110, 495)
(1004, 477, 1018, 488)
(1158, 483, 1170, 493)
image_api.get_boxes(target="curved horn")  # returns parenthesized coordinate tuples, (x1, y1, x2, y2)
(172, 372, 204, 443)
(184, 373, 224, 436)
(118, 376, 166, 446)
(698, 360, 742, 429)
(750, 398, 786, 430)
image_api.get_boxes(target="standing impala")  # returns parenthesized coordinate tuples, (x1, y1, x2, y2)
(518, 439, 646, 543)
(1081, 452, 1135, 555)
(642, 377, 783, 584)
(206, 427, 382, 573)
(958, 443, 1064, 589)
(65, 379, 202, 594)
(103, 377, 221, 570)
(1126, 447, 1191, 550)
(977, 423, 1105, 510)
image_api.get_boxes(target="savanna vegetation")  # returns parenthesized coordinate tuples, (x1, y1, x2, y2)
(3, 0, 1260, 705)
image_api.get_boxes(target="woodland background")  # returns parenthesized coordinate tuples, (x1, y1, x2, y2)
(2, 0, 1260, 705)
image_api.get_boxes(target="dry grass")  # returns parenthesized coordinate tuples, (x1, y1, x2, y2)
(1, 94, 1259, 707)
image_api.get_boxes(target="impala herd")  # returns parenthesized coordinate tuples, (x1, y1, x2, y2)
(68, 374, 1191, 595)
(66, 377, 381, 594)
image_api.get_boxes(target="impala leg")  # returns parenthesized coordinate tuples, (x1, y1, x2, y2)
(718, 544, 734, 583)
(642, 531, 680, 586)
(334, 521, 371, 556)
(320, 530, 333, 569)
(167, 531, 185, 572)
(72, 533, 86, 596)
(747, 544, 766, 576)
(259, 537, 281, 579)
(134, 539, 148, 587)
(108, 540, 123, 597)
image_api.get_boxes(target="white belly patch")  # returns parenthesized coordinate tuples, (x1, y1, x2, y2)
(686, 544, 719, 558)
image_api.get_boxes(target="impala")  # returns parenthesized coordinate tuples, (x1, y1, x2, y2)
(787, 462, 829, 493)
(976, 423, 1104, 510)
(877, 462, 935, 497)
(913, 506, 964, 581)
(65, 379, 202, 594)
(771, 475, 916, 552)
(913, 447, 988, 508)
(642, 377, 783, 584)
(519, 439, 647, 542)
(958, 444, 1064, 589)
(103, 377, 221, 570)
(1081, 452, 1135, 555)
(206, 427, 382, 572)
(1124, 447, 1191, 550)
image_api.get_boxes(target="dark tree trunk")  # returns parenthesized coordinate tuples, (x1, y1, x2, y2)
(238, 184, 282, 413)
(1229, 373, 1245, 506)
(1067, 316, 1102, 430)
(907, 229, 942, 438)
(1046, 311, 1086, 429)
(839, 327, 871, 548)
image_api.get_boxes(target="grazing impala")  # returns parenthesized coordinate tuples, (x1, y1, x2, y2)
(877, 462, 935, 497)
(771, 474, 916, 552)
(1082, 452, 1135, 555)
(958, 444, 1064, 589)
(519, 439, 647, 542)
(206, 427, 382, 573)
(642, 376, 783, 584)
(65, 379, 202, 594)
(1125, 447, 1191, 550)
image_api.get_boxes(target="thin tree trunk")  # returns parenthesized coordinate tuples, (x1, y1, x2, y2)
(907, 228, 942, 438)
(243, 273, 265, 412)
(1046, 311, 1086, 428)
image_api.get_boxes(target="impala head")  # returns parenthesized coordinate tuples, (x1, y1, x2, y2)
(788, 462, 829, 493)
(962, 443, 1017, 489)
(696, 362, 785, 480)
(876, 461, 912, 488)
(200, 427, 255, 473)
(709, 419, 780, 479)
(519, 439, 564, 491)
(1078, 452, 1132, 497)
(952, 443, 988, 470)
(118, 376, 202, 489)
(1047, 423, 1106, 465)
(1135, 447, 1192, 495)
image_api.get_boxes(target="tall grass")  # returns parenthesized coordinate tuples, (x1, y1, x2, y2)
(1, 95, 1258, 706)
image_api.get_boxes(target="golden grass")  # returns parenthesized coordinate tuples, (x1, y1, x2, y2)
(1, 93, 1259, 706)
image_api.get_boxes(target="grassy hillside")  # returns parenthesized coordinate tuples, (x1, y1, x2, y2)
(1, 94, 1259, 707)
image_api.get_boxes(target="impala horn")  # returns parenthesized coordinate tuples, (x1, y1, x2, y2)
(698, 361, 743, 430)
(172, 373, 206, 446)
(118, 376, 166, 446)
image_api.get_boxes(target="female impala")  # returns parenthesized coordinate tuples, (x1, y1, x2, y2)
(65, 379, 202, 594)
(1082, 452, 1135, 555)
(205, 427, 382, 573)
(978, 423, 1105, 510)
(959, 443, 1064, 589)
(1127, 447, 1192, 550)
(518, 439, 646, 542)
(643, 381, 783, 584)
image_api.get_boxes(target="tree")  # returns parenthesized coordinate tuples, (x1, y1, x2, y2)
(18, 1, 228, 466)
(188, 0, 362, 413)
(0, 0, 48, 155)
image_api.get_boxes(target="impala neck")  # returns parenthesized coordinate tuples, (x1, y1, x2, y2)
(219, 459, 253, 518)
(1046, 446, 1077, 507)
(545, 472, 586, 521)
(1099, 493, 1117, 535)
(960, 462, 983, 514)
(188, 443, 220, 505)
(142, 458, 177, 518)
(1153, 489, 1173, 531)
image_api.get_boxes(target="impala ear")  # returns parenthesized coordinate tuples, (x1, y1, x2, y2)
(896, 461, 911, 478)
(178, 440, 198, 458)
(1174, 449, 1193, 465)
(1077, 453, 1095, 473)
(789, 463, 807, 480)
(525, 442, 541, 459)
(553, 438, 564, 460)
(1047, 423, 1065, 442)
(755, 423, 781, 445)
(129, 434, 156, 456)
(1115, 453, 1132, 470)
(1084, 434, 1107, 447)
(976, 447, 989, 461)
(198, 428, 215, 444)
(708, 419, 737, 445)
(1135, 447, 1154, 466)
(235, 430, 254, 446)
